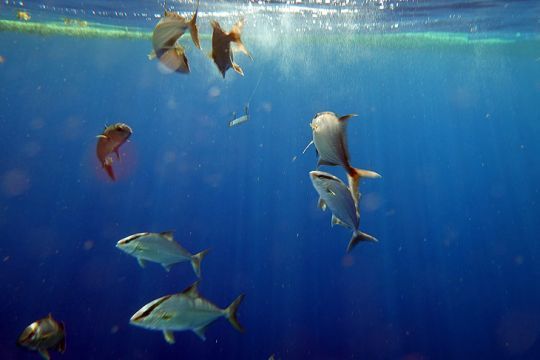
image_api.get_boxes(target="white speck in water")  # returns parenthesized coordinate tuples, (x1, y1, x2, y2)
(208, 86, 221, 98)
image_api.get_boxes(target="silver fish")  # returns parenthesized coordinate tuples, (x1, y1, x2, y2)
(130, 281, 244, 343)
(150, 0, 200, 73)
(116, 231, 209, 277)
(310, 170, 377, 253)
(17, 314, 66, 360)
(308, 111, 381, 208)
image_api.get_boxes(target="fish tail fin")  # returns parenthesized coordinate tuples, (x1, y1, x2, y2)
(188, 0, 201, 49)
(347, 230, 378, 253)
(190, 249, 210, 278)
(229, 19, 252, 60)
(347, 167, 381, 202)
(103, 162, 116, 181)
(225, 294, 245, 332)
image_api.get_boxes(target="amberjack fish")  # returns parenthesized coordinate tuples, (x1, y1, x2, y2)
(210, 19, 252, 77)
(96, 123, 132, 181)
(17, 11, 31, 21)
(307, 111, 381, 208)
(310, 170, 377, 253)
(116, 231, 209, 277)
(130, 281, 244, 343)
(150, 0, 201, 73)
(17, 314, 66, 360)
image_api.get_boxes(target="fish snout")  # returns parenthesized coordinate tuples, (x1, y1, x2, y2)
(17, 324, 37, 346)
(129, 311, 145, 325)
(309, 171, 324, 179)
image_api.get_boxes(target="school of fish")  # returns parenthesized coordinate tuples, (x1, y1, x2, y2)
(15, 2, 382, 359)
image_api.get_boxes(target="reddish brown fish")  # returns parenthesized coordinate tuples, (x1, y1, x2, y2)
(210, 19, 252, 78)
(17, 314, 66, 360)
(96, 123, 132, 181)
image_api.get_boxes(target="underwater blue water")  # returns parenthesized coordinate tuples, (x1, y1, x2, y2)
(1, 2, 540, 359)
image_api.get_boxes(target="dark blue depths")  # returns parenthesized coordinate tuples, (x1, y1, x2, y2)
(0, 33, 539, 359)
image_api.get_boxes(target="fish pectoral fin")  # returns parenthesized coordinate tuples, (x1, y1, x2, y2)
(137, 258, 147, 268)
(193, 324, 209, 341)
(338, 114, 358, 122)
(301, 140, 314, 155)
(163, 330, 175, 344)
(148, 50, 157, 60)
(114, 149, 120, 160)
(231, 62, 244, 76)
(96, 135, 108, 139)
(318, 198, 327, 211)
(38, 349, 51, 360)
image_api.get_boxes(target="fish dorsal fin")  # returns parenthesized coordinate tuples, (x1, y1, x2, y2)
(160, 231, 174, 241)
(193, 324, 209, 341)
(338, 114, 357, 122)
(48, 313, 53, 319)
(181, 280, 200, 298)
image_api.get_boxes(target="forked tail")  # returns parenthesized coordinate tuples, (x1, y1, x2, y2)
(347, 230, 378, 253)
(346, 167, 381, 205)
(103, 161, 116, 181)
(225, 294, 245, 332)
(190, 249, 210, 278)
(188, 0, 201, 49)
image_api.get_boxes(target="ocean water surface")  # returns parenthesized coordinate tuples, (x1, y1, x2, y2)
(1, 1, 540, 359)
